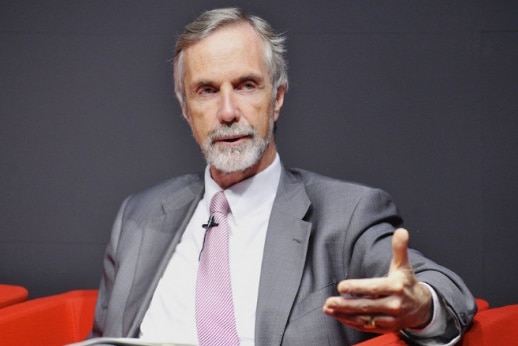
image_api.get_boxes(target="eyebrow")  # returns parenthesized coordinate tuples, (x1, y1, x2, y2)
(234, 73, 265, 85)
(190, 73, 266, 90)
(191, 79, 213, 88)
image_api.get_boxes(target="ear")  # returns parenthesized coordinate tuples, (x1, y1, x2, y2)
(273, 87, 286, 121)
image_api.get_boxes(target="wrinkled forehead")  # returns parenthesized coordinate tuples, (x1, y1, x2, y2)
(182, 23, 269, 81)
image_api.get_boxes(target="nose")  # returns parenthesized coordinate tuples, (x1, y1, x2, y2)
(217, 87, 240, 124)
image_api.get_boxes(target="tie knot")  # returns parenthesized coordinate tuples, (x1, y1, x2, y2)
(210, 191, 230, 215)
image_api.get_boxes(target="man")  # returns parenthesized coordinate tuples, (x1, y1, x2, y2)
(91, 7, 476, 345)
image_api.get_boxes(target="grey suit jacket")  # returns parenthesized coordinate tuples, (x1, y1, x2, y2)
(92, 166, 476, 345)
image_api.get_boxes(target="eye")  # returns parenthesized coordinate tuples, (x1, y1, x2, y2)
(238, 81, 257, 91)
(197, 85, 217, 95)
(189, 80, 221, 98)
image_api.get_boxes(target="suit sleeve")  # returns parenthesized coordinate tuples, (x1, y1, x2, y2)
(344, 188, 476, 344)
(90, 196, 130, 337)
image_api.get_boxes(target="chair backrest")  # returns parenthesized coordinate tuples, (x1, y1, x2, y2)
(0, 289, 98, 346)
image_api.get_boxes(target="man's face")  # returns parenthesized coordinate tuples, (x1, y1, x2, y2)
(180, 23, 284, 174)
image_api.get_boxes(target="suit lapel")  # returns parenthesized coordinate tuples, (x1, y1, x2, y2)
(125, 178, 204, 336)
(255, 168, 312, 345)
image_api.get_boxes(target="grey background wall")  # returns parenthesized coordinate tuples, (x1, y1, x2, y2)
(1, 1, 517, 308)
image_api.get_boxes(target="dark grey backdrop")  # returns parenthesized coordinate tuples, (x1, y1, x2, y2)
(1, 1, 517, 308)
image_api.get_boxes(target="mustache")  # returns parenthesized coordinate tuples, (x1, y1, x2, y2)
(207, 124, 256, 144)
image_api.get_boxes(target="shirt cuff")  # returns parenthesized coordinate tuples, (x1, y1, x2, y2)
(405, 282, 447, 337)
(401, 283, 462, 345)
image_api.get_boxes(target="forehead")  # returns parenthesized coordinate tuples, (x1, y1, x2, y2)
(182, 23, 268, 83)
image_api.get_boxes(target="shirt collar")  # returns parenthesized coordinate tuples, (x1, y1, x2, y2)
(204, 154, 282, 224)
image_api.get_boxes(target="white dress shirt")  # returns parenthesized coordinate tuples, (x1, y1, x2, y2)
(139, 155, 282, 345)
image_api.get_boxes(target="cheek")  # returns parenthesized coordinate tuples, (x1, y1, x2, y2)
(254, 106, 275, 134)
(245, 98, 274, 131)
(185, 105, 214, 140)
(186, 115, 210, 146)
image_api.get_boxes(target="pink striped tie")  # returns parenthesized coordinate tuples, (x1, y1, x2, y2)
(195, 191, 240, 346)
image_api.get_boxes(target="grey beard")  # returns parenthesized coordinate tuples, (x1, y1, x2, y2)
(202, 121, 273, 174)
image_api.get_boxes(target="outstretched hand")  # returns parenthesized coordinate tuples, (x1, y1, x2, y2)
(323, 228, 433, 333)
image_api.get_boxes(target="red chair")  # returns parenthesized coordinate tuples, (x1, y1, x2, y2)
(0, 289, 98, 346)
(354, 298, 491, 346)
(354, 333, 406, 346)
(460, 304, 518, 346)
(0, 284, 29, 309)
(474, 298, 490, 312)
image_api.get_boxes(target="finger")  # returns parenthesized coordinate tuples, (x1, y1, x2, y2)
(325, 294, 400, 316)
(338, 277, 390, 297)
(324, 295, 378, 313)
(322, 308, 372, 331)
(323, 306, 399, 333)
(390, 228, 410, 272)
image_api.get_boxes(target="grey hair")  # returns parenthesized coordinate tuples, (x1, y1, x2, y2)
(173, 7, 289, 106)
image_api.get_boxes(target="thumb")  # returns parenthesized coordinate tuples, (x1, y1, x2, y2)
(389, 228, 411, 273)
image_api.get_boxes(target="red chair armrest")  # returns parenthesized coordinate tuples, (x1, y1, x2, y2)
(461, 304, 518, 345)
(0, 284, 29, 309)
(0, 289, 98, 346)
(354, 333, 406, 345)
